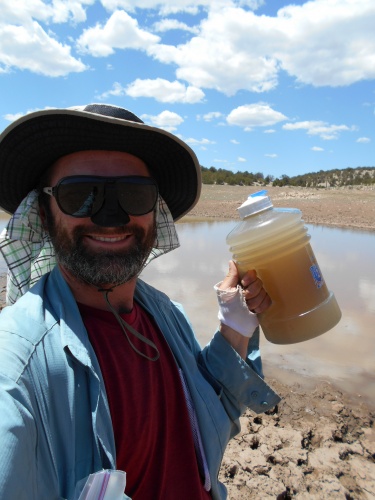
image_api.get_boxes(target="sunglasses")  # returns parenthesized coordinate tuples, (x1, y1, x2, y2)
(43, 175, 159, 218)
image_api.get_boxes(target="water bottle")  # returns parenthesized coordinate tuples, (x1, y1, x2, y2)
(226, 190, 342, 344)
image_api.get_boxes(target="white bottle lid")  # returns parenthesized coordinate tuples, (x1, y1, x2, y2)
(237, 190, 273, 219)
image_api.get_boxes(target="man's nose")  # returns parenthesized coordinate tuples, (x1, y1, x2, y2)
(90, 184, 130, 227)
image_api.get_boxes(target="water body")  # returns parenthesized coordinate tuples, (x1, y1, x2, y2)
(142, 220, 375, 406)
(1, 215, 374, 405)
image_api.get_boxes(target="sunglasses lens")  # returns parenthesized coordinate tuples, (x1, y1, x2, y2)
(55, 176, 158, 217)
(117, 180, 158, 215)
(57, 180, 103, 217)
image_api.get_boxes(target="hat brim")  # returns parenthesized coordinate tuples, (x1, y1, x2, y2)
(0, 109, 201, 220)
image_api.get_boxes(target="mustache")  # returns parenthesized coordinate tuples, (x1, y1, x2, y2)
(72, 223, 147, 239)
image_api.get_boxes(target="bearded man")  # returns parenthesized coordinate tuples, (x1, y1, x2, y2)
(0, 104, 279, 500)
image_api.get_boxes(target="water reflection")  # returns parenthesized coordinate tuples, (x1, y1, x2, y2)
(142, 221, 375, 406)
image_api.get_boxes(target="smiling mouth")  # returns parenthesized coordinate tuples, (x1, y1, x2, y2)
(89, 235, 130, 242)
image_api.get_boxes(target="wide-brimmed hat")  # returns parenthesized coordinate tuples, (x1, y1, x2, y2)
(0, 103, 201, 220)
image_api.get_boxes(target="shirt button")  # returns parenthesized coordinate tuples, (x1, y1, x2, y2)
(251, 391, 259, 399)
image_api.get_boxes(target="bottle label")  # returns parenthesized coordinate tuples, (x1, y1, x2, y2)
(310, 263, 324, 289)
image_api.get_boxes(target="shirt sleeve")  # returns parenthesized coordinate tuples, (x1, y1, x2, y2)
(171, 299, 281, 419)
(200, 329, 281, 419)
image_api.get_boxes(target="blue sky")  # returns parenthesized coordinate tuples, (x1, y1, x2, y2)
(0, 0, 374, 180)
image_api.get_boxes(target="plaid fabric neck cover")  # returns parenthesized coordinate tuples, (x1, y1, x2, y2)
(0, 190, 179, 305)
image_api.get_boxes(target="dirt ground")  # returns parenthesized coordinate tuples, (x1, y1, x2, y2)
(189, 185, 375, 499)
(1, 185, 374, 498)
(187, 184, 375, 231)
(219, 379, 375, 499)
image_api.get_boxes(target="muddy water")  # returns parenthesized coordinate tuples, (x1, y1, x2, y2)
(1, 215, 374, 405)
(142, 221, 375, 406)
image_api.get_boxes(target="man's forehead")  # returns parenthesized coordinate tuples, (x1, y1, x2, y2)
(48, 150, 150, 182)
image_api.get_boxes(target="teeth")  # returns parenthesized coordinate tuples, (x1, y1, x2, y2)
(92, 236, 126, 242)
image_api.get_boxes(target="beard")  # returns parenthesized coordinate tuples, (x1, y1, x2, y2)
(46, 215, 157, 288)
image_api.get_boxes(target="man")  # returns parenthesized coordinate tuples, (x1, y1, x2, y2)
(0, 104, 280, 499)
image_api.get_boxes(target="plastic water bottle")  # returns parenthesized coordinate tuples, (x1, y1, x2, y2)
(226, 190, 342, 344)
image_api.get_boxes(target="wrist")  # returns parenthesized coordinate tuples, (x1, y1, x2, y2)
(219, 323, 250, 359)
(214, 281, 259, 338)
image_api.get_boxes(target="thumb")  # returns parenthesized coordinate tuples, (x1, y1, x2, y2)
(219, 260, 240, 291)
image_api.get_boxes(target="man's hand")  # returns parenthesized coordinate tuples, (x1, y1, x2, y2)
(215, 260, 272, 359)
(219, 260, 272, 314)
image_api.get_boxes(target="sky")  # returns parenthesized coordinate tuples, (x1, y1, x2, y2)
(0, 0, 374, 180)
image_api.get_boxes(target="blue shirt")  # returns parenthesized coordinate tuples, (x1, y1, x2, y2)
(0, 267, 280, 499)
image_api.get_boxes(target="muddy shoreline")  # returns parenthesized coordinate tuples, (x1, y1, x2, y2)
(190, 186, 375, 498)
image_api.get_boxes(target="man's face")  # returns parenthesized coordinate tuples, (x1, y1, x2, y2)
(41, 150, 157, 288)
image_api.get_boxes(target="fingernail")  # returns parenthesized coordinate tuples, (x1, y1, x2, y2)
(241, 277, 249, 286)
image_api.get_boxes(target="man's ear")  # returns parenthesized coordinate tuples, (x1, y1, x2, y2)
(39, 203, 49, 233)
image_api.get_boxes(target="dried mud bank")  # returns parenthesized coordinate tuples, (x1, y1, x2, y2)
(187, 185, 375, 231)
(220, 380, 375, 499)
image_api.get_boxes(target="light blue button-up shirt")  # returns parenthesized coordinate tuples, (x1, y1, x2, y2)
(0, 267, 280, 499)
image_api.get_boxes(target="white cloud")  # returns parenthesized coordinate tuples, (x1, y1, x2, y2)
(97, 81, 124, 98)
(1, 0, 375, 93)
(283, 120, 356, 140)
(241, 0, 265, 9)
(3, 106, 55, 122)
(100, 0, 201, 15)
(311, 146, 324, 151)
(0, 21, 87, 76)
(125, 78, 205, 103)
(46, 0, 94, 24)
(150, 8, 280, 95)
(201, 111, 223, 122)
(265, 153, 277, 158)
(230, 139, 240, 144)
(0, 0, 91, 76)
(0, 0, 93, 25)
(100, 0, 262, 16)
(213, 158, 229, 163)
(140, 110, 184, 132)
(357, 137, 371, 143)
(149, 1, 375, 95)
(76, 10, 160, 56)
(238, 157, 246, 162)
(99, 78, 204, 104)
(359, 279, 375, 314)
(185, 137, 216, 146)
(153, 19, 199, 34)
(227, 103, 287, 130)
(0, 0, 49, 24)
(3, 112, 24, 122)
(264, 129, 276, 134)
(275, 0, 375, 87)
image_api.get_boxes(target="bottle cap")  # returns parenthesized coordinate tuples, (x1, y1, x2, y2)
(237, 190, 273, 219)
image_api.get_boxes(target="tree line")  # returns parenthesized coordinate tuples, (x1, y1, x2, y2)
(201, 166, 273, 186)
(201, 166, 375, 188)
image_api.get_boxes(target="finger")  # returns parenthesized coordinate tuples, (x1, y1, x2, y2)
(242, 276, 264, 298)
(241, 273, 272, 313)
(246, 289, 272, 314)
(219, 260, 240, 290)
(240, 269, 258, 288)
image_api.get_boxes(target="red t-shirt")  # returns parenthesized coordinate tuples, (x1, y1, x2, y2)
(79, 301, 211, 500)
